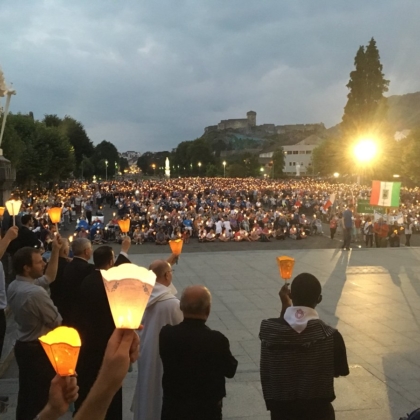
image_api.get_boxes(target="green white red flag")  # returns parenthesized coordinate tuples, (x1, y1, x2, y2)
(370, 181, 401, 207)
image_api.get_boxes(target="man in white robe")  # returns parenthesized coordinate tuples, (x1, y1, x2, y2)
(132, 259, 183, 420)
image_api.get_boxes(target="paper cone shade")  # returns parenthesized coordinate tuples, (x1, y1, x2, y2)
(101, 264, 156, 328)
(39, 327, 81, 376)
(169, 239, 183, 256)
(0, 207, 4, 217)
(48, 207, 62, 224)
(118, 219, 130, 233)
(276, 256, 295, 280)
(5, 200, 22, 216)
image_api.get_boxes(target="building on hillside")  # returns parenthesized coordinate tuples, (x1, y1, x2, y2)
(204, 110, 325, 136)
(120, 151, 142, 160)
(259, 136, 323, 175)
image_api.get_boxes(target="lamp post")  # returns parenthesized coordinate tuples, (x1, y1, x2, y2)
(198, 162, 202, 176)
(223, 161, 226, 177)
(260, 167, 264, 177)
(353, 138, 377, 185)
(152, 164, 156, 176)
(105, 160, 108, 181)
(0, 73, 16, 156)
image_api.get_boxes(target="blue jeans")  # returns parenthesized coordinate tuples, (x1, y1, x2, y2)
(343, 227, 352, 249)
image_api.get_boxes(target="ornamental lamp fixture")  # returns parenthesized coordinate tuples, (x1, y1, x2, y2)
(38, 326, 81, 376)
(101, 264, 156, 329)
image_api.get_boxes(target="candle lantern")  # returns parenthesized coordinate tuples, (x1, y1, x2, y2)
(48, 207, 62, 231)
(38, 326, 81, 376)
(0, 207, 4, 217)
(118, 219, 130, 233)
(101, 264, 156, 329)
(169, 239, 183, 256)
(276, 256, 295, 282)
(5, 199, 22, 226)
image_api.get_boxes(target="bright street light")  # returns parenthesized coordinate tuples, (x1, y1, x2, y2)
(333, 172, 339, 178)
(105, 160, 108, 180)
(198, 162, 202, 176)
(353, 139, 377, 163)
(223, 161, 226, 177)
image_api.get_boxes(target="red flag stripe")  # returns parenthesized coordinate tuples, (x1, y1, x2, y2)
(370, 180, 381, 205)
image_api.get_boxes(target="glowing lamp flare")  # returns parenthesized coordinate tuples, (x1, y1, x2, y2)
(353, 139, 377, 163)
(276, 256, 295, 281)
(101, 264, 156, 329)
(38, 327, 81, 376)
(0, 207, 4, 217)
(169, 239, 183, 256)
(118, 219, 130, 233)
(48, 207, 62, 224)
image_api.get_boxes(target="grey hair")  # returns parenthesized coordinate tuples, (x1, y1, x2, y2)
(180, 286, 212, 315)
(71, 238, 91, 256)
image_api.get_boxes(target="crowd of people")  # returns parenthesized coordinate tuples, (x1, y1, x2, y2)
(1, 176, 420, 419)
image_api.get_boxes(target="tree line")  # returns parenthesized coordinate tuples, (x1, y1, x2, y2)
(1, 113, 129, 186)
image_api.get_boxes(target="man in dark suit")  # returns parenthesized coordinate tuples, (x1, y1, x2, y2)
(159, 285, 238, 420)
(7, 214, 40, 256)
(59, 238, 94, 326)
(74, 240, 131, 420)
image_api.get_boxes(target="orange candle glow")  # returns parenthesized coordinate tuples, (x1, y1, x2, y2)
(39, 327, 81, 376)
(169, 239, 183, 256)
(276, 256, 295, 281)
(118, 219, 130, 233)
(48, 207, 62, 224)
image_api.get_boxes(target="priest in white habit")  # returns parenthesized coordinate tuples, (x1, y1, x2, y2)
(132, 259, 183, 420)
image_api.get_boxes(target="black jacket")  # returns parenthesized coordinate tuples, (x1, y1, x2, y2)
(7, 226, 40, 255)
(60, 257, 95, 327)
(159, 318, 238, 402)
(74, 253, 130, 420)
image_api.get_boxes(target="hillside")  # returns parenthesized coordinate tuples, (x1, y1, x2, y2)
(387, 91, 420, 130)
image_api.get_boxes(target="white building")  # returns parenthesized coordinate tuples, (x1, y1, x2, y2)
(259, 135, 322, 175)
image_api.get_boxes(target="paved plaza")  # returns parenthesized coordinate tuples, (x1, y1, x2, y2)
(2, 247, 420, 419)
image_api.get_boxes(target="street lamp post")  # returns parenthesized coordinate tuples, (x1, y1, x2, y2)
(223, 161, 226, 177)
(353, 139, 377, 185)
(152, 164, 156, 176)
(105, 160, 108, 181)
(198, 162, 202, 176)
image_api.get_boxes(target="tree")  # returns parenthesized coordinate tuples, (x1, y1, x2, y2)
(342, 38, 389, 138)
(271, 148, 285, 178)
(227, 163, 247, 178)
(43, 114, 62, 128)
(119, 157, 129, 173)
(137, 152, 154, 175)
(92, 140, 119, 178)
(402, 129, 420, 184)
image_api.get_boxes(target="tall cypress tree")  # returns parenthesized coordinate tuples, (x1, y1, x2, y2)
(342, 38, 389, 137)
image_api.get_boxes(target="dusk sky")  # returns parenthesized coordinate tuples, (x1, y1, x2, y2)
(1, 0, 420, 152)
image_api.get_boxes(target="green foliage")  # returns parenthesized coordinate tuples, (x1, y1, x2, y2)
(342, 38, 390, 138)
(272, 148, 285, 177)
(205, 164, 218, 177)
(402, 129, 420, 184)
(227, 163, 247, 178)
(92, 140, 119, 178)
(119, 157, 129, 172)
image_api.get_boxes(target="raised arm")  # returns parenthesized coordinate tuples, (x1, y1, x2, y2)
(44, 235, 62, 284)
(0, 226, 18, 260)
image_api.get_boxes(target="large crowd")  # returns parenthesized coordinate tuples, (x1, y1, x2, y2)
(3, 177, 420, 254)
(1, 177, 420, 420)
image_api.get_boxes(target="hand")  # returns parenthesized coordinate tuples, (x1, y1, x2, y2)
(3, 226, 18, 242)
(44, 375, 79, 417)
(279, 283, 292, 308)
(97, 327, 142, 395)
(51, 234, 62, 251)
(120, 236, 131, 254)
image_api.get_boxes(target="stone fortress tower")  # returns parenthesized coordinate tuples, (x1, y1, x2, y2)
(246, 110, 256, 127)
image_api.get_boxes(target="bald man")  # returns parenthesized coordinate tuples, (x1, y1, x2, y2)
(159, 286, 238, 420)
(132, 258, 183, 420)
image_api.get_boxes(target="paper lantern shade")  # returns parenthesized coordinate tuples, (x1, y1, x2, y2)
(101, 264, 156, 329)
(38, 327, 81, 376)
(118, 219, 130, 233)
(276, 256, 295, 281)
(0, 207, 4, 217)
(48, 207, 62, 224)
(169, 239, 183, 256)
(5, 200, 22, 216)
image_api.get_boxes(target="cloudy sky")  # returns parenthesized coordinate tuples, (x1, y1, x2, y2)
(1, 0, 420, 152)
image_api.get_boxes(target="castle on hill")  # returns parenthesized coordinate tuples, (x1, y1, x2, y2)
(204, 111, 325, 135)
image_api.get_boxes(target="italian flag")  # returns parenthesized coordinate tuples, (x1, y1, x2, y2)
(323, 193, 335, 210)
(370, 181, 401, 207)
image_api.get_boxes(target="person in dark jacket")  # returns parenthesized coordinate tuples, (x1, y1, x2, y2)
(7, 214, 40, 256)
(74, 242, 131, 420)
(159, 285, 238, 420)
(259, 273, 349, 420)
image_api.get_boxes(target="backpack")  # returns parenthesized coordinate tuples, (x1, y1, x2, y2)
(400, 408, 420, 420)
